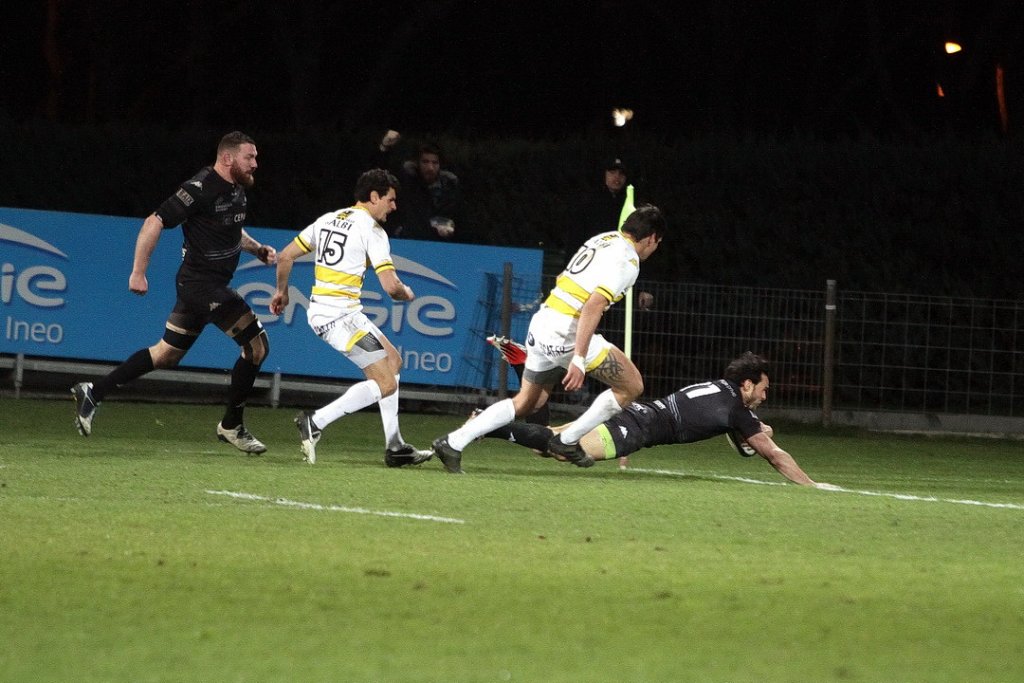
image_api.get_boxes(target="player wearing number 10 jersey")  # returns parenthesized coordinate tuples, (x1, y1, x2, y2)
(271, 169, 431, 467)
(432, 204, 667, 473)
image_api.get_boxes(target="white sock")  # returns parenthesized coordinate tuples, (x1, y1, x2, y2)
(314, 380, 383, 429)
(448, 398, 516, 451)
(558, 389, 623, 444)
(379, 375, 403, 450)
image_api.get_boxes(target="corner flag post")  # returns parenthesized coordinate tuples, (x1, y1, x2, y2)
(616, 184, 636, 471)
(617, 184, 636, 358)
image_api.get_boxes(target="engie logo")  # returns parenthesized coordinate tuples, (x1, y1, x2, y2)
(236, 252, 458, 337)
(0, 210, 541, 386)
(1, 223, 68, 344)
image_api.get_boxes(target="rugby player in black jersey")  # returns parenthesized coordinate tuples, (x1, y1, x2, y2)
(480, 351, 833, 487)
(71, 131, 277, 453)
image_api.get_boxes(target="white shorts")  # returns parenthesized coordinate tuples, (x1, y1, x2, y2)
(522, 306, 615, 384)
(307, 309, 388, 369)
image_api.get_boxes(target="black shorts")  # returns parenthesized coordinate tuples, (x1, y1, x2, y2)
(594, 409, 648, 458)
(163, 278, 251, 350)
(594, 402, 677, 458)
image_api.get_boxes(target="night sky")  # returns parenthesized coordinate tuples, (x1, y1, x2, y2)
(3, 0, 1022, 138)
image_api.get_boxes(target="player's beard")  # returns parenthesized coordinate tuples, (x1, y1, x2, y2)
(230, 163, 255, 188)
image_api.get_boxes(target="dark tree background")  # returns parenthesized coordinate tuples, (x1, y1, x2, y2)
(5, 1, 1021, 137)
(2, 1, 1023, 297)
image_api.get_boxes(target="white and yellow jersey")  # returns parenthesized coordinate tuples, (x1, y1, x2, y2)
(543, 230, 640, 318)
(290, 206, 395, 316)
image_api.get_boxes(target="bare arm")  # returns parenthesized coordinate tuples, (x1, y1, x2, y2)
(269, 240, 304, 315)
(562, 293, 608, 392)
(129, 213, 165, 296)
(746, 431, 816, 486)
(378, 269, 414, 301)
(241, 229, 276, 264)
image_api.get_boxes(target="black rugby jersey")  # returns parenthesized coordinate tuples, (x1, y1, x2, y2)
(155, 166, 247, 284)
(621, 379, 762, 448)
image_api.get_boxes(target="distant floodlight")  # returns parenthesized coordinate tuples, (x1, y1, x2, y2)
(945, 41, 962, 54)
(612, 108, 634, 127)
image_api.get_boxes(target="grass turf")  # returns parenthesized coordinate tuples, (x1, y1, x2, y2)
(1, 398, 1022, 682)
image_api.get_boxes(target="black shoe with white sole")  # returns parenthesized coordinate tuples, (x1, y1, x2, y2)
(385, 444, 433, 468)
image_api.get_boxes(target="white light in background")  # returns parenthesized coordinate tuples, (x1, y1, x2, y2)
(612, 108, 634, 127)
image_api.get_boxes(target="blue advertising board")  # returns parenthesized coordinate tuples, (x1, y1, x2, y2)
(0, 207, 543, 387)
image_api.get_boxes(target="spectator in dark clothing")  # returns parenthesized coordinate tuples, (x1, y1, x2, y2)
(568, 157, 633, 251)
(377, 130, 464, 241)
(571, 157, 654, 311)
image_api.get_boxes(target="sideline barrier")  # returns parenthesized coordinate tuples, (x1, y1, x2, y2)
(0, 207, 542, 388)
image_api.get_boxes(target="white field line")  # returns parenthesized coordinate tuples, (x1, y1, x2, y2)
(206, 490, 465, 524)
(630, 468, 1024, 511)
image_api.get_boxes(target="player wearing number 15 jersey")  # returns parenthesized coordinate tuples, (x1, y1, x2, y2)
(270, 169, 431, 468)
(432, 204, 667, 473)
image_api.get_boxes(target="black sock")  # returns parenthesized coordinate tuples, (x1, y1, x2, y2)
(222, 356, 260, 428)
(527, 403, 550, 426)
(485, 425, 515, 440)
(504, 422, 554, 451)
(93, 348, 154, 401)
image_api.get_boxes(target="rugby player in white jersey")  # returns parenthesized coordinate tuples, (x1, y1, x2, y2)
(270, 169, 431, 467)
(432, 204, 667, 473)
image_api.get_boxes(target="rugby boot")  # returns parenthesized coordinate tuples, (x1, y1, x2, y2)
(294, 410, 321, 464)
(432, 437, 465, 474)
(486, 334, 527, 366)
(547, 434, 595, 467)
(217, 422, 267, 454)
(70, 382, 98, 436)
(384, 444, 433, 468)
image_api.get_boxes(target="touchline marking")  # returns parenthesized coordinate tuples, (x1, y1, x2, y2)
(632, 467, 787, 487)
(630, 468, 1024, 511)
(206, 490, 465, 524)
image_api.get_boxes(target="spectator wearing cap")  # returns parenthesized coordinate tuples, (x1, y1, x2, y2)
(568, 157, 636, 253)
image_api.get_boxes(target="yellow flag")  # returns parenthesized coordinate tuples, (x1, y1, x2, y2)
(617, 184, 635, 230)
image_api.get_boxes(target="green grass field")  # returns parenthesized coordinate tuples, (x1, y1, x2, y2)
(1, 398, 1022, 682)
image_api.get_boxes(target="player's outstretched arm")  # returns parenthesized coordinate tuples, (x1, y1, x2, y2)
(745, 432, 816, 486)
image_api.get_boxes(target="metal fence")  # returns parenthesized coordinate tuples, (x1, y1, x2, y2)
(832, 290, 1024, 417)
(475, 272, 1024, 425)
(602, 282, 828, 409)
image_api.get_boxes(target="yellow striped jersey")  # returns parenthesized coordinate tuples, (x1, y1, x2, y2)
(291, 205, 394, 314)
(544, 230, 640, 318)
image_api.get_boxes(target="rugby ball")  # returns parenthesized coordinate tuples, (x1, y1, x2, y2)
(725, 429, 756, 457)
